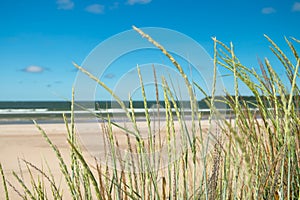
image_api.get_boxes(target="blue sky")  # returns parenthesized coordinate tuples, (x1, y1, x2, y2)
(0, 0, 300, 101)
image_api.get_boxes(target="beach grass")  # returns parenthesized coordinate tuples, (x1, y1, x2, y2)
(0, 27, 299, 199)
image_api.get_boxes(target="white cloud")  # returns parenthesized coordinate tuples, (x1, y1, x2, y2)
(56, 0, 74, 10)
(261, 7, 276, 14)
(127, 0, 152, 5)
(22, 66, 46, 73)
(85, 4, 105, 14)
(292, 2, 300, 12)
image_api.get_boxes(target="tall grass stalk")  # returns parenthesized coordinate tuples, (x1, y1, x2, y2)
(0, 163, 9, 200)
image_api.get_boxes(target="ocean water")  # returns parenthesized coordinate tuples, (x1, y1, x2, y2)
(0, 100, 215, 124)
(0, 101, 67, 122)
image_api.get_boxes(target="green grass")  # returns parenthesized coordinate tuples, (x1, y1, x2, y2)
(0, 27, 299, 199)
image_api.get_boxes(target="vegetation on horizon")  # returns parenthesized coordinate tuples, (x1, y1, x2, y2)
(0, 27, 299, 199)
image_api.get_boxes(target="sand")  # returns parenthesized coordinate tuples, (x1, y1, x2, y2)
(0, 122, 76, 199)
(0, 119, 213, 199)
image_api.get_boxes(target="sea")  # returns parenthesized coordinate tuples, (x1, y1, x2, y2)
(0, 101, 215, 124)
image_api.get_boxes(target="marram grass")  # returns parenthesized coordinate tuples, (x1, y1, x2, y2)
(0, 27, 299, 199)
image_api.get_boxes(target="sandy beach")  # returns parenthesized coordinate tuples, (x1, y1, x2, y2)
(0, 122, 78, 199)
(0, 119, 212, 199)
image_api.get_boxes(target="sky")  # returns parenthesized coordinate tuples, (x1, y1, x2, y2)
(0, 0, 300, 101)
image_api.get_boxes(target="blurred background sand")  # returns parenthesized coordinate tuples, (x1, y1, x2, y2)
(0, 123, 74, 199)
